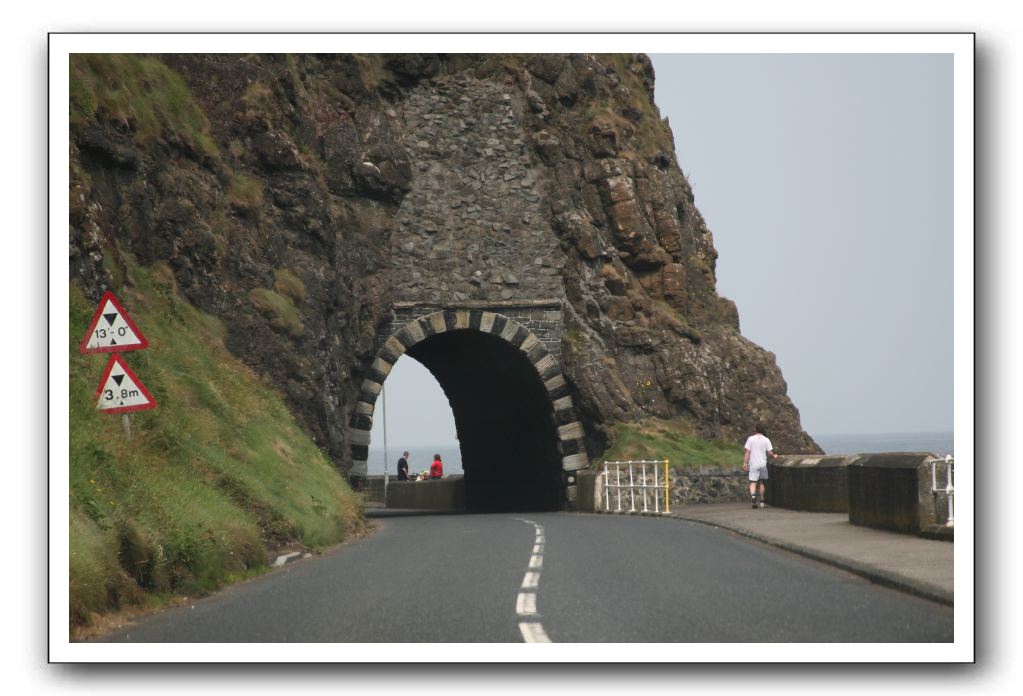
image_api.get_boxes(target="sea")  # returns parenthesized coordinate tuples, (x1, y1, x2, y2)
(811, 431, 954, 458)
(367, 443, 464, 477)
(366, 432, 954, 476)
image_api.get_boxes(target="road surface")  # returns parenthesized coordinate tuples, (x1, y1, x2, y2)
(96, 511, 953, 642)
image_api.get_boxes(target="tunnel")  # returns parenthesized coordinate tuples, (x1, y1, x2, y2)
(404, 328, 564, 512)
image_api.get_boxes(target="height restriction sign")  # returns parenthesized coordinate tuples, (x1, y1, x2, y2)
(94, 354, 157, 414)
(79, 291, 149, 354)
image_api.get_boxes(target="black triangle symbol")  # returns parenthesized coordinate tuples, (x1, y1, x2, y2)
(113, 375, 125, 386)
(104, 313, 118, 326)
(111, 339, 118, 345)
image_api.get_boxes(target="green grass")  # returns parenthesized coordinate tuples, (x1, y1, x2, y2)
(226, 173, 264, 217)
(69, 261, 362, 633)
(581, 54, 673, 161)
(248, 287, 303, 337)
(273, 269, 306, 305)
(600, 419, 743, 470)
(69, 54, 219, 160)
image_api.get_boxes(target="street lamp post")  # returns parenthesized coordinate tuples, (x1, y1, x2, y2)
(382, 383, 389, 503)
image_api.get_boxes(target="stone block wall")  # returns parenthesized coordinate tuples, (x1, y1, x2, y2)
(376, 301, 563, 360)
(390, 75, 565, 306)
(386, 477, 466, 511)
(575, 465, 749, 513)
(359, 475, 387, 505)
(670, 467, 750, 505)
(847, 453, 946, 534)
(767, 455, 851, 512)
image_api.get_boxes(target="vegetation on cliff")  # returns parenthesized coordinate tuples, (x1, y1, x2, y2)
(601, 418, 743, 469)
(70, 54, 219, 160)
(69, 258, 363, 635)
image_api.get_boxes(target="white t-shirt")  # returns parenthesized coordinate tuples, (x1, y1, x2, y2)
(744, 433, 773, 468)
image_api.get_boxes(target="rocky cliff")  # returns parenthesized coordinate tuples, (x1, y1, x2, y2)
(69, 53, 820, 478)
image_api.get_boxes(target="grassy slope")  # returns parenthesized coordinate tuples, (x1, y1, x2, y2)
(70, 54, 219, 159)
(69, 261, 363, 633)
(600, 419, 743, 470)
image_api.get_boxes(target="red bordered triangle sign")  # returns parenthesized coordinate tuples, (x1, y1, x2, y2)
(79, 291, 149, 354)
(94, 354, 158, 414)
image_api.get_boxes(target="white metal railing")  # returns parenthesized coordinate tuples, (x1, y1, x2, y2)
(602, 460, 671, 514)
(928, 455, 954, 527)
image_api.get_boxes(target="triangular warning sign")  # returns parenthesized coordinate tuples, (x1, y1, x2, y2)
(94, 354, 157, 414)
(79, 291, 149, 354)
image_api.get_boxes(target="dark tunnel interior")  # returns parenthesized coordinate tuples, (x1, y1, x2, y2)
(405, 329, 564, 512)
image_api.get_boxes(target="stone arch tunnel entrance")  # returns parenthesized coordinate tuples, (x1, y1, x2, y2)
(348, 304, 588, 511)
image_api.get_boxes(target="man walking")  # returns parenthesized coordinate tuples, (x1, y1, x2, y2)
(397, 451, 409, 481)
(743, 425, 780, 508)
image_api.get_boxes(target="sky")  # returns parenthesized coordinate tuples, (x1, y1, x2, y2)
(373, 52, 955, 460)
(649, 53, 953, 436)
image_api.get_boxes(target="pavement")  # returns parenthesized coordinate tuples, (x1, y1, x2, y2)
(664, 503, 954, 606)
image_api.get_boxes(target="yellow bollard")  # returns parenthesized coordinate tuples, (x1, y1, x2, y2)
(664, 459, 670, 514)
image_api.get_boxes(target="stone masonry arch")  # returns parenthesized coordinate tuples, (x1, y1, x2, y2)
(347, 304, 588, 508)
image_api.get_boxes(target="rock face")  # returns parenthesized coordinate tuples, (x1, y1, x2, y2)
(69, 53, 820, 488)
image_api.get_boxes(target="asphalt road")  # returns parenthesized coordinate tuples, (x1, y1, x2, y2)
(96, 511, 953, 643)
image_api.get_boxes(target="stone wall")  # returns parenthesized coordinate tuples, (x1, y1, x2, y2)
(847, 453, 949, 534)
(385, 477, 467, 511)
(377, 300, 564, 360)
(575, 453, 954, 536)
(575, 465, 749, 512)
(389, 75, 565, 305)
(670, 467, 750, 505)
(767, 455, 852, 512)
(359, 475, 387, 505)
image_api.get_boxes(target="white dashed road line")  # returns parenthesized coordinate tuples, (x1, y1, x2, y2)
(515, 592, 537, 615)
(518, 621, 551, 643)
(512, 518, 552, 643)
(521, 571, 540, 589)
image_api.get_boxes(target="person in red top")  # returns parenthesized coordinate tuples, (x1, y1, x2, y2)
(429, 454, 443, 479)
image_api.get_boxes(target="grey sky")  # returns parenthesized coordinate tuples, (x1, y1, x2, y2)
(372, 356, 459, 447)
(649, 53, 953, 435)
(371, 53, 954, 461)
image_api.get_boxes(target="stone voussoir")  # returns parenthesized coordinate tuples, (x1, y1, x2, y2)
(558, 421, 585, 441)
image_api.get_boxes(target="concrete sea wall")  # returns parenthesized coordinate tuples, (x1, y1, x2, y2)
(845, 454, 952, 534)
(384, 477, 467, 511)
(576, 452, 953, 539)
(367, 453, 954, 540)
(768, 452, 951, 534)
(766, 455, 852, 512)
